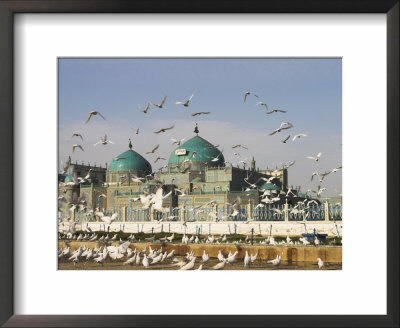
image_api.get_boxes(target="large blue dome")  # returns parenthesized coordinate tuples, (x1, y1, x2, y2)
(108, 149, 152, 174)
(168, 136, 224, 167)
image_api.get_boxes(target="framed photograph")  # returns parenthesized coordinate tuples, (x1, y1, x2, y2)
(0, 0, 398, 327)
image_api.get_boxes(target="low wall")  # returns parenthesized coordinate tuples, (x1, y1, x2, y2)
(58, 241, 342, 264)
(70, 220, 342, 237)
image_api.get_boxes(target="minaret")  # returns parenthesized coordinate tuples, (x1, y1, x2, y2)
(194, 123, 199, 135)
(251, 157, 256, 171)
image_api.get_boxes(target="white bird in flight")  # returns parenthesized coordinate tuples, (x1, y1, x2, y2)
(269, 122, 293, 136)
(72, 144, 84, 153)
(243, 91, 259, 103)
(292, 133, 307, 141)
(71, 133, 83, 140)
(150, 95, 167, 109)
(94, 135, 115, 146)
(306, 152, 322, 162)
(171, 138, 185, 146)
(175, 94, 194, 107)
(85, 110, 106, 123)
(139, 102, 150, 114)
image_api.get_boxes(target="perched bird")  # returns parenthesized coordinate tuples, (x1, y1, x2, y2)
(71, 133, 83, 140)
(142, 254, 150, 268)
(94, 135, 115, 146)
(150, 95, 167, 109)
(244, 251, 251, 267)
(267, 254, 282, 266)
(72, 144, 84, 153)
(191, 112, 210, 116)
(317, 257, 325, 269)
(180, 257, 196, 270)
(243, 91, 259, 103)
(175, 94, 194, 107)
(292, 133, 307, 141)
(202, 250, 210, 263)
(154, 125, 174, 134)
(85, 110, 106, 123)
(146, 145, 159, 154)
(212, 259, 227, 270)
(306, 152, 322, 162)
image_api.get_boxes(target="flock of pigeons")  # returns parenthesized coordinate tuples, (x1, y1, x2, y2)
(58, 236, 326, 270)
(241, 90, 342, 201)
(60, 90, 342, 233)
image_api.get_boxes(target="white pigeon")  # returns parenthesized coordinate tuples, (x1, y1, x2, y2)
(180, 257, 196, 270)
(142, 254, 150, 268)
(250, 252, 258, 263)
(212, 259, 227, 270)
(226, 251, 238, 264)
(175, 94, 194, 107)
(244, 251, 251, 267)
(202, 250, 210, 263)
(267, 255, 282, 266)
(217, 250, 225, 262)
(306, 152, 322, 162)
(292, 133, 307, 141)
(317, 257, 325, 269)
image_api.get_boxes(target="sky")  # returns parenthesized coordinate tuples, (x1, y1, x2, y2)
(58, 58, 342, 196)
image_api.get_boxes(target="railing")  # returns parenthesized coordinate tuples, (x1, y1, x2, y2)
(66, 203, 342, 223)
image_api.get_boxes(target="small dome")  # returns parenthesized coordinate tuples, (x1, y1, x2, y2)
(260, 182, 281, 191)
(168, 136, 224, 167)
(108, 149, 152, 174)
(64, 175, 74, 182)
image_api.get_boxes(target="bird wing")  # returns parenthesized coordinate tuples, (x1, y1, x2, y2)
(160, 95, 167, 106)
(188, 94, 194, 101)
(97, 112, 107, 120)
(85, 112, 93, 123)
(269, 129, 280, 136)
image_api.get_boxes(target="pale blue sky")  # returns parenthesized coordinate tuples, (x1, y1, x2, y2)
(59, 58, 342, 196)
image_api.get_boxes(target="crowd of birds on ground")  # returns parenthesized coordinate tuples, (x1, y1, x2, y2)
(60, 90, 342, 229)
(58, 231, 330, 270)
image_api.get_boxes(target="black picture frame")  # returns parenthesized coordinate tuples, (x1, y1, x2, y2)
(0, 1, 398, 327)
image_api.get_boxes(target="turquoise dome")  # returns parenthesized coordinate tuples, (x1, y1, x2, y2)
(108, 149, 152, 174)
(64, 175, 74, 182)
(260, 182, 280, 191)
(168, 136, 224, 166)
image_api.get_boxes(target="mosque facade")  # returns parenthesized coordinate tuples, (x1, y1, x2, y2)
(59, 130, 314, 221)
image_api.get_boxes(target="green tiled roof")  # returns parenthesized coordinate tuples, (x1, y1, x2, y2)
(108, 149, 152, 173)
(168, 136, 224, 166)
